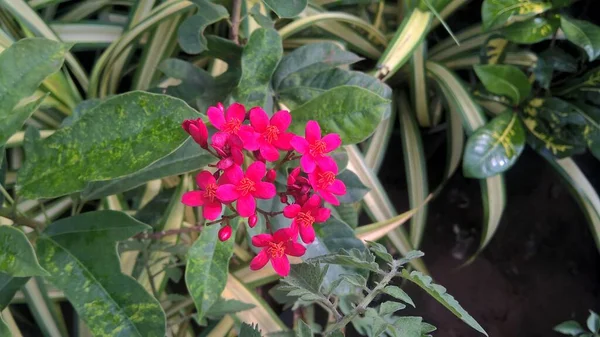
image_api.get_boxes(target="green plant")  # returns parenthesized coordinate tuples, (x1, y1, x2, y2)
(555, 311, 600, 337)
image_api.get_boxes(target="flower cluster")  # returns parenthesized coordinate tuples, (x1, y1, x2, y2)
(181, 103, 346, 276)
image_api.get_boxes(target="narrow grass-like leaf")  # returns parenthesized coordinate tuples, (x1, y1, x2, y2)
(410, 43, 432, 127)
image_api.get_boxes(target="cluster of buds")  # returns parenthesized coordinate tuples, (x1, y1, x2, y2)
(181, 103, 346, 276)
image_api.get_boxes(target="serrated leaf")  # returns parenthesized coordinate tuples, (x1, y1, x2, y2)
(37, 211, 165, 337)
(0, 226, 48, 277)
(481, 0, 552, 31)
(186, 223, 236, 322)
(336, 170, 369, 203)
(390, 316, 423, 337)
(383, 286, 415, 307)
(367, 241, 394, 263)
(206, 298, 255, 319)
(463, 110, 525, 179)
(295, 319, 313, 337)
(177, 0, 229, 54)
(17, 92, 199, 198)
(401, 270, 487, 335)
(365, 308, 388, 337)
(553, 321, 586, 335)
(502, 16, 559, 44)
(474, 64, 531, 104)
(240, 323, 263, 337)
(587, 311, 599, 333)
(560, 16, 600, 61)
(280, 263, 327, 299)
(0, 273, 28, 310)
(306, 248, 379, 272)
(263, 0, 307, 18)
(233, 28, 282, 109)
(289, 86, 389, 145)
(379, 301, 406, 316)
(0, 38, 70, 147)
(340, 274, 367, 287)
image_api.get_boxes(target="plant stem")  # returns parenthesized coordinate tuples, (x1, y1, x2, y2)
(230, 0, 242, 45)
(0, 207, 45, 229)
(0, 184, 14, 205)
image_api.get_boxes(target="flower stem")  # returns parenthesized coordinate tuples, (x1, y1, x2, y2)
(0, 207, 45, 230)
(230, 0, 242, 45)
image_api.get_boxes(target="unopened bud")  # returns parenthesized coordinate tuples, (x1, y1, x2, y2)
(248, 214, 258, 228)
(266, 169, 277, 182)
(279, 193, 288, 204)
(182, 119, 208, 148)
(218, 225, 232, 241)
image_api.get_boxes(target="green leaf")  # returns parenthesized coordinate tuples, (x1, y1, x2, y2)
(481, 0, 552, 31)
(249, 4, 274, 29)
(340, 273, 367, 287)
(0, 315, 9, 337)
(389, 317, 423, 337)
(560, 16, 600, 61)
(60, 98, 102, 127)
(0, 226, 48, 277)
(463, 110, 525, 179)
(17, 91, 199, 198)
(502, 16, 559, 44)
(289, 86, 389, 145)
(383, 285, 415, 307)
(240, 323, 263, 337)
(402, 270, 487, 336)
(82, 138, 215, 200)
(0, 38, 70, 146)
(474, 64, 532, 104)
(332, 203, 358, 229)
(553, 321, 586, 336)
(185, 222, 236, 322)
(367, 241, 393, 263)
(279, 263, 327, 301)
(365, 308, 388, 337)
(37, 210, 165, 337)
(0, 273, 28, 310)
(306, 248, 378, 272)
(205, 298, 254, 319)
(379, 301, 406, 317)
(295, 319, 313, 337)
(587, 311, 600, 333)
(233, 28, 282, 110)
(263, 0, 307, 18)
(336, 170, 369, 203)
(480, 35, 509, 65)
(177, 0, 229, 54)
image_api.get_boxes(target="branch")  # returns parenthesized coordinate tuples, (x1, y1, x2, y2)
(230, 0, 242, 45)
(0, 208, 45, 230)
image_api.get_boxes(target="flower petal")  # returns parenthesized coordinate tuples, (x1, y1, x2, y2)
(254, 182, 276, 199)
(322, 133, 342, 152)
(314, 208, 331, 222)
(249, 107, 269, 132)
(301, 155, 316, 173)
(260, 143, 280, 162)
(283, 204, 301, 218)
(305, 120, 321, 142)
(273, 227, 294, 242)
(285, 241, 307, 257)
(320, 190, 339, 206)
(207, 106, 225, 130)
(271, 256, 291, 277)
(317, 156, 338, 172)
(181, 191, 204, 206)
(203, 201, 223, 220)
(211, 132, 228, 149)
(273, 132, 294, 151)
(216, 184, 240, 202)
(217, 157, 234, 170)
(270, 110, 291, 130)
(252, 233, 273, 247)
(225, 165, 244, 184)
(239, 125, 259, 151)
(329, 180, 346, 195)
(236, 194, 256, 217)
(246, 161, 266, 182)
(304, 194, 321, 209)
(196, 170, 215, 188)
(299, 226, 316, 244)
(226, 102, 246, 122)
(290, 136, 309, 154)
(249, 250, 269, 270)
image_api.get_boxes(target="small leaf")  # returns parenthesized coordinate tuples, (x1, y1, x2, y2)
(186, 223, 236, 322)
(0, 226, 48, 277)
(502, 16, 559, 44)
(560, 16, 600, 61)
(365, 308, 388, 337)
(367, 241, 393, 263)
(553, 321, 586, 336)
(421, 322, 437, 334)
(295, 319, 313, 337)
(379, 301, 406, 316)
(336, 170, 370, 203)
(240, 323, 263, 337)
(177, 0, 229, 54)
(279, 263, 328, 301)
(205, 298, 255, 319)
(306, 248, 379, 272)
(474, 64, 532, 104)
(390, 316, 424, 337)
(263, 0, 307, 18)
(340, 274, 367, 287)
(587, 311, 600, 333)
(249, 4, 274, 28)
(481, 0, 552, 30)
(0, 273, 28, 310)
(383, 285, 415, 307)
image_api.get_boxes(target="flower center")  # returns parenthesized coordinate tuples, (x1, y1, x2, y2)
(263, 125, 280, 143)
(223, 118, 242, 134)
(267, 241, 286, 258)
(309, 140, 327, 157)
(236, 177, 256, 196)
(203, 183, 218, 202)
(297, 211, 315, 228)
(317, 171, 336, 189)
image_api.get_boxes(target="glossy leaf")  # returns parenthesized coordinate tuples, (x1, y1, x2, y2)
(233, 28, 282, 109)
(481, 0, 552, 30)
(0, 38, 70, 146)
(463, 110, 525, 179)
(186, 223, 236, 322)
(553, 321, 586, 336)
(289, 86, 389, 144)
(560, 16, 600, 61)
(17, 92, 199, 198)
(36, 211, 165, 337)
(402, 270, 488, 336)
(502, 16, 559, 44)
(588, 311, 600, 333)
(263, 0, 307, 18)
(480, 35, 509, 65)
(336, 170, 369, 203)
(573, 102, 600, 161)
(0, 226, 48, 277)
(474, 64, 531, 104)
(0, 273, 28, 309)
(177, 0, 228, 54)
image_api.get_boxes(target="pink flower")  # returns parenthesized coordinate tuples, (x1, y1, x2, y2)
(216, 162, 276, 217)
(211, 133, 244, 171)
(207, 102, 256, 149)
(284, 195, 330, 244)
(181, 171, 223, 220)
(285, 167, 312, 206)
(290, 121, 342, 173)
(308, 160, 346, 206)
(246, 108, 295, 161)
(250, 228, 306, 277)
(182, 118, 208, 148)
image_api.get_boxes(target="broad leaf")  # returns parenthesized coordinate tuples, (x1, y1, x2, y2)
(463, 110, 525, 179)
(481, 0, 552, 30)
(240, 323, 263, 337)
(572, 102, 600, 161)
(402, 270, 487, 336)
(389, 317, 424, 337)
(560, 16, 600, 61)
(295, 319, 313, 337)
(233, 28, 282, 110)
(588, 311, 600, 334)
(480, 35, 509, 65)
(289, 86, 389, 144)
(263, 0, 307, 18)
(336, 170, 369, 203)
(249, 4, 275, 29)
(60, 99, 102, 127)
(502, 16, 559, 44)
(17, 91, 199, 198)
(0, 273, 28, 310)
(0, 38, 70, 147)
(37, 211, 165, 337)
(177, 0, 229, 54)
(332, 203, 358, 229)
(185, 222, 236, 322)
(474, 64, 531, 104)
(383, 286, 415, 307)
(553, 321, 586, 336)
(0, 226, 48, 277)
(378, 301, 406, 317)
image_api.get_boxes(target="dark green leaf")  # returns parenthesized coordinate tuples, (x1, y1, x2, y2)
(379, 301, 406, 316)
(336, 170, 369, 203)
(37, 211, 165, 337)
(306, 248, 378, 272)
(540, 47, 578, 73)
(332, 203, 358, 229)
(0, 38, 71, 147)
(502, 16, 559, 44)
(82, 138, 215, 200)
(177, 0, 229, 54)
(240, 323, 263, 337)
(17, 91, 199, 198)
(233, 28, 282, 109)
(60, 98, 102, 127)
(463, 110, 526, 178)
(263, 0, 307, 18)
(474, 64, 532, 104)
(0, 315, 8, 336)
(295, 319, 313, 337)
(572, 102, 600, 161)
(367, 241, 393, 263)
(205, 298, 254, 319)
(481, 0, 552, 30)
(383, 285, 415, 307)
(279, 263, 328, 301)
(553, 321, 586, 335)
(186, 222, 236, 322)
(0, 148, 4, 206)
(560, 16, 600, 61)
(401, 270, 488, 336)
(390, 316, 423, 337)
(340, 273, 366, 287)
(249, 4, 274, 28)
(289, 86, 389, 144)
(0, 226, 48, 277)
(587, 311, 600, 333)
(0, 273, 28, 310)
(480, 35, 509, 65)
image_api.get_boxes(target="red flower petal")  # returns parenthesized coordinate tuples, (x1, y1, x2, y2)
(314, 208, 331, 222)
(273, 132, 294, 150)
(316, 156, 337, 172)
(259, 143, 280, 162)
(290, 136, 309, 154)
(246, 161, 266, 182)
(329, 180, 346, 195)
(254, 182, 276, 199)
(196, 170, 215, 188)
(271, 256, 291, 277)
(216, 184, 240, 202)
(250, 250, 269, 270)
(320, 190, 339, 206)
(236, 194, 256, 217)
(305, 194, 321, 209)
(226, 102, 246, 121)
(225, 165, 244, 184)
(301, 155, 317, 173)
(299, 226, 316, 244)
(322, 133, 342, 152)
(239, 125, 259, 151)
(249, 107, 269, 132)
(181, 191, 204, 207)
(305, 120, 321, 142)
(286, 241, 307, 257)
(273, 227, 294, 242)
(283, 204, 301, 218)
(207, 106, 225, 130)
(252, 233, 273, 247)
(271, 110, 291, 130)
(203, 201, 223, 220)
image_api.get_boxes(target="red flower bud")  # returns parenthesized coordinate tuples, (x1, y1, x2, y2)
(248, 214, 258, 228)
(218, 225, 232, 241)
(182, 119, 208, 148)
(279, 193, 288, 204)
(266, 169, 277, 182)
